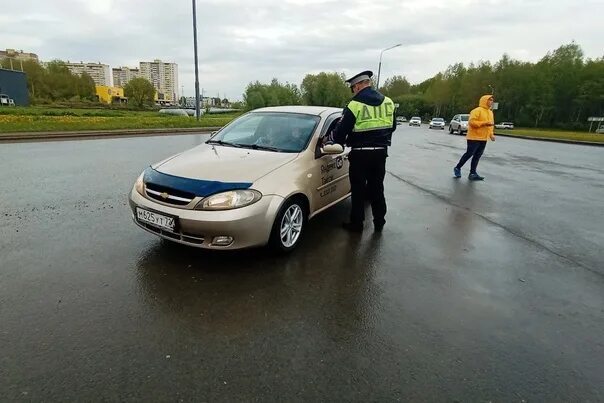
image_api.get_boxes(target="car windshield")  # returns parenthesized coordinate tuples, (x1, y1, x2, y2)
(208, 112, 320, 153)
(412, 117, 420, 120)
(432, 118, 444, 122)
(460, 115, 469, 121)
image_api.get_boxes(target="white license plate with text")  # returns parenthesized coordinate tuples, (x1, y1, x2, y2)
(136, 207, 176, 231)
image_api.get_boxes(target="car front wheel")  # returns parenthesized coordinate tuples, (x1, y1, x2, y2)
(269, 198, 307, 252)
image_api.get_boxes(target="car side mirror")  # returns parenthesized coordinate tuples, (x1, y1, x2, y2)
(321, 143, 344, 155)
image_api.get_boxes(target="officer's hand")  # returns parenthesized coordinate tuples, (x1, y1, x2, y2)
(490, 135, 496, 141)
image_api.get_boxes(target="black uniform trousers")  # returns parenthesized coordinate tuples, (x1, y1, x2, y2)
(348, 149, 387, 226)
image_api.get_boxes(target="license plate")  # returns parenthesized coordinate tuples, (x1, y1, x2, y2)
(136, 207, 177, 231)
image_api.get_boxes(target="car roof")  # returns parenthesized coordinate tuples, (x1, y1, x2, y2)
(251, 105, 342, 118)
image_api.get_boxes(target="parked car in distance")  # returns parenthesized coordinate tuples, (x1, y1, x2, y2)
(429, 117, 445, 130)
(396, 116, 407, 125)
(495, 122, 514, 129)
(449, 114, 470, 135)
(409, 116, 421, 127)
(0, 94, 13, 106)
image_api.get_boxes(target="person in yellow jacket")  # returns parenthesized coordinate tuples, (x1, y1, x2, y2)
(454, 95, 496, 180)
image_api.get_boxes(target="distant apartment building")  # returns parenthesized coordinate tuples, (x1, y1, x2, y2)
(65, 62, 111, 86)
(0, 49, 39, 63)
(112, 66, 141, 88)
(139, 59, 178, 102)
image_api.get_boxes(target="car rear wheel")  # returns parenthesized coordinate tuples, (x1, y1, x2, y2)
(269, 197, 307, 252)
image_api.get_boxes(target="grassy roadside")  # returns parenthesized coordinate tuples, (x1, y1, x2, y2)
(0, 107, 240, 133)
(496, 128, 604, 143)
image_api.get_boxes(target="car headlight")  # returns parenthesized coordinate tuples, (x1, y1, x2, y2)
(134, 172, 145, 195)
(195, 189, 262, 211)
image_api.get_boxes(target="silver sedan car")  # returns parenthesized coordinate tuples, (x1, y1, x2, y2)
(429, 117, 445, 129)
(129, 106, 351, 252)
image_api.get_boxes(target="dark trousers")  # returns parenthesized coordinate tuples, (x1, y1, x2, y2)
(456, 140, 487, 173)
(348, 149, 387, 226)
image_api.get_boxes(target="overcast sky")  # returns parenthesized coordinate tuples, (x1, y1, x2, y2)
(2, 0, 602, 100)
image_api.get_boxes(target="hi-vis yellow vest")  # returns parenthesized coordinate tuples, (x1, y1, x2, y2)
(347, 97, 395, 132)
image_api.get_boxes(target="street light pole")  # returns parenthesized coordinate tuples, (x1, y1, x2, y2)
(376, 43, 402, 90)
(192, 0, 201, 120)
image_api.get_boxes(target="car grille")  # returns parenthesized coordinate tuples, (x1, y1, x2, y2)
(145, 182, 194, 206)
(136, 219, 205, 245)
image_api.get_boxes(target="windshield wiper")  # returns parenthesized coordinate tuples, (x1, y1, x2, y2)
(245, 144, 283, 152)
(206, 139, 245, 148)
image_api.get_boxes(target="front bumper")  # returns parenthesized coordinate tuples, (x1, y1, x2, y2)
(129, 188, 284, 249)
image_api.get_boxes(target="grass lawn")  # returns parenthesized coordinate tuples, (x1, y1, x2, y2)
(496, 128, 604, 143)
(0, 107, 240, 133)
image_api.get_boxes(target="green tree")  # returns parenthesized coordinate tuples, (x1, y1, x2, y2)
(380, 75, 411, 98)
(77, 72, 96, 100)
(240, 42, 601, 128)
(124, 77, 156, 108)
(242, 79, 301, 110)
(245, 91, 265, 109)
(20, 60, 48, 101)
(300, 72, 349, 107)
(391, 94, 432, 119)
(44, 60, 77, 100)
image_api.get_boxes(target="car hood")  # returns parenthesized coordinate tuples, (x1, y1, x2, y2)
(154, 144, 298, 182)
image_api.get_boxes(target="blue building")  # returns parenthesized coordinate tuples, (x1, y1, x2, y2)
(0, 68, 29, 106)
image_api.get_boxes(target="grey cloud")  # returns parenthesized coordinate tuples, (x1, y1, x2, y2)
(1, 0, 602, 100)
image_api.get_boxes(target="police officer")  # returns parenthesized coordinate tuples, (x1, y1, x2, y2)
(325, 70, 396, 232)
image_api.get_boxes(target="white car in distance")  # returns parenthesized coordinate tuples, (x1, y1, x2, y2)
(409, 117, 422, 127)
(429, 117, 445, 130)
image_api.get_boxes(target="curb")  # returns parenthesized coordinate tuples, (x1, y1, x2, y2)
(495, 132, 604, 147)
(0, 127, 223, 142)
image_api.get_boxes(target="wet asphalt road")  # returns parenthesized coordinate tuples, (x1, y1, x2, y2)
(1, 126, 603, 401)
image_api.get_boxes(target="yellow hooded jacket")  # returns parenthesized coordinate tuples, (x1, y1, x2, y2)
(467, 95, 495, 141)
